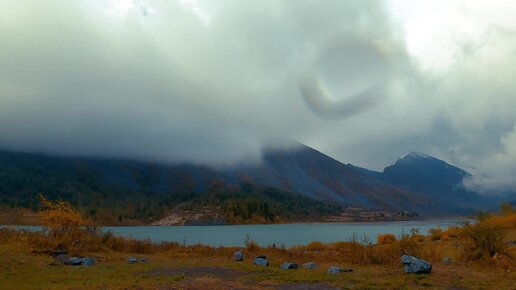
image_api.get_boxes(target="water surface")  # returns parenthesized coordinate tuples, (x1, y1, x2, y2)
(4, 219, 463, 247)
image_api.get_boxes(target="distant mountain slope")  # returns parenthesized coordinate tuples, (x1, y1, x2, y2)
(383, 152, 470, 195)
(228, 145, 433, 213)
(72, 144, 433, 214)
(381, 152, 501, 213)
(0, 150, 342, 224)
(0, 145, 511, 221)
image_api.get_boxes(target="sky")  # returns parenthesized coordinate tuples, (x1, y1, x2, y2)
(1, 0, 516, 193)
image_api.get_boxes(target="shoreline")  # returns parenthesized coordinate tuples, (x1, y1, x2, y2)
(0, 216, 469, 228)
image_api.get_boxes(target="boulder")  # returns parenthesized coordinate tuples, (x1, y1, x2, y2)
(54, 254, 69, 264)
(233, 250, 243, 261)
(280, 262, 298, 270)
(63, 256, 94, 266)
(327, 266, 341, 274)
(401, 255, 432, 274)
(128, 257, 148, 264)
(82, 257, 95, 267)
(302, 262, 317, 269)
(327, 266, 352, 274)
(64, 257, 83, 266)
(253, 255, 269, 267)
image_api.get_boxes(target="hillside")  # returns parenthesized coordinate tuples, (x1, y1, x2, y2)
(0, 145, 513, 224)
(380, 152, 502, 214)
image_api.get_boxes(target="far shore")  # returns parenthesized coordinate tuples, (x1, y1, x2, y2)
(0, 215, 469, 228)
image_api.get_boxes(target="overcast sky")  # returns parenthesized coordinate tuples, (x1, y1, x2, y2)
(1, 0, 516, 193)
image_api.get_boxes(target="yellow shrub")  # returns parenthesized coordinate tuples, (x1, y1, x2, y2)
(377, 233, 396, 245)
(245, 240, 260, 252)
(488, 213, 516, 229)
(460, 213, 508, 260)
(428, 227, 444, 241)
(306, 241, 325, 251)
(412, 234, 426, 242)
(443, 226, 460, 239)
(38, 194, 90, 235)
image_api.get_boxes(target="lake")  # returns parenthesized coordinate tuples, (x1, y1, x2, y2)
(3, 219, 464, 247)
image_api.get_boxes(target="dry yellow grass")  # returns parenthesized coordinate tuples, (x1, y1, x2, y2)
(0, 199, 515, 289)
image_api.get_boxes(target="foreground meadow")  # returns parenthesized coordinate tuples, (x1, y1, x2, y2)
(0, 199, 514, 289)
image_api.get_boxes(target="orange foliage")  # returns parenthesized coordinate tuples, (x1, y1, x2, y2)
(377, 233, 396, 244)
(428, 227, 444, 240)
(459, 210, 515, 261)
(38, 194, 90, 234)
(306, 241, 326, 251)
(488, 213, 516, 229)
(4, 197, 510, 268)
(443, 226, 460, 239)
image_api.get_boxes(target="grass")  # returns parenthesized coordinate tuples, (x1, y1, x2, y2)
(0, 232, 514, 289)
(0, 244, 185, 289)
(0, 200, 515, 289)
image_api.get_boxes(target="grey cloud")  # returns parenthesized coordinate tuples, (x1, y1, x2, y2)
(0, 0, 397, 165)
(1, 0, 516, 192)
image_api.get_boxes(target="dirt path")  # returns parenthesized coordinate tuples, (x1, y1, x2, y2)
(142, 266, 339, 290)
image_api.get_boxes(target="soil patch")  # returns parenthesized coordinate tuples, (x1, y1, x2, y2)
(143, 266, 245, 278)
(275, 283, 340, 290)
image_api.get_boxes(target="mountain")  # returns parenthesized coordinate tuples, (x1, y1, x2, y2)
(226, 145, 432, 213)
(380, 152, 495, 213)
(383, 152, 470, 195)
(0, 145, 510, 224)
(0, 149, 344, 224)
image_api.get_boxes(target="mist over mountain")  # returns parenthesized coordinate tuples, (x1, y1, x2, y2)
(1, 143, 513, 224)
(2, 1, 516, 193)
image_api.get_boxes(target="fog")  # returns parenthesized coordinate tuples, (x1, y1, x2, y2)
(1, 0, 516, 192)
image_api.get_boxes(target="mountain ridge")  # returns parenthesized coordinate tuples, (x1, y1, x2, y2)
(0, 145, 513, 224)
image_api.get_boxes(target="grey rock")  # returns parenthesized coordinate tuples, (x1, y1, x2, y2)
(54, 254, 69, 264)
(401, 255, 432, 274)
(233, 250, 243, 261)
(64, 257, 83, 266)
(253, 255, 269, 267)
(128, 257, 148, 264)
(63, 256, 94, 266)
(441, 257, 451, 265)
(280, 262, 298, 270)
(82, 257, 95, 266)
(327, 266, 352, 274)
(302, 262, 317, 269)
(327, 266, 341, 274)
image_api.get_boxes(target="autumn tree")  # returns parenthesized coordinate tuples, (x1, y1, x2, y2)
(38, 194, 90, 235)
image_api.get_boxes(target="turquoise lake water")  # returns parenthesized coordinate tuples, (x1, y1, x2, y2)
(4, 219, 464, 247)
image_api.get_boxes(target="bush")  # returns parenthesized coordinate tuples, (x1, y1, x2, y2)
(500, 202, 514, 215)
(306, 241, 326, 251)
(429, 227, 444, 241)
(460, 212, 509, 261)
(377, 233, 396, 245)
(38, 194, 90, 234)
(244, 234, 260, 252)
(443, 226, 460, 239)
